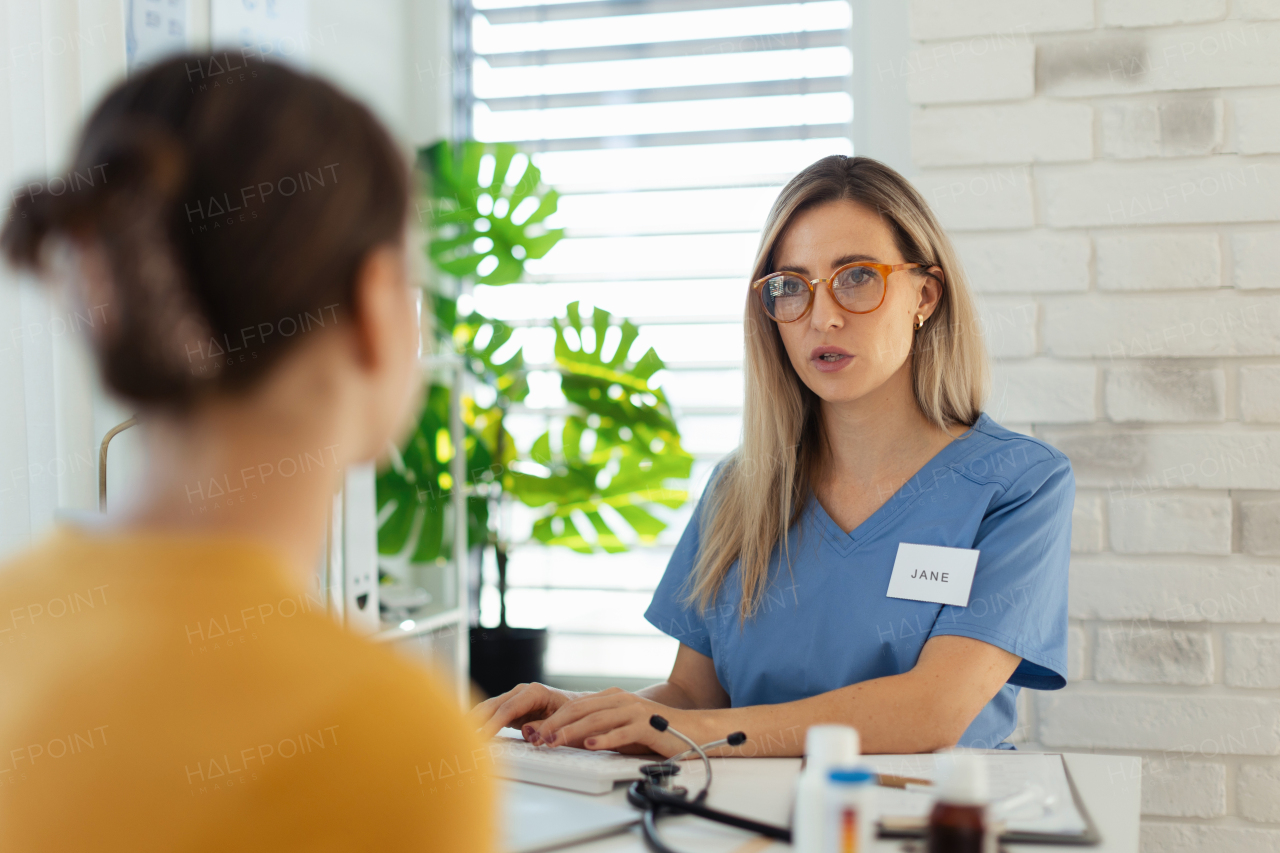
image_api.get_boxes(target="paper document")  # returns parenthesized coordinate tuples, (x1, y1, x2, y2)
(861, 753, 1089, 836)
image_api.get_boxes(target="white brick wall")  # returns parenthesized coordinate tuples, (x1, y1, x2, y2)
(1240, 367, 1280, 422)
(908, 0, 1094, 40)
(1071, 493, 1106, 552)
(1235, 0, 1280, 20)
(1105, 367, 1225, 422)
(905, 4, 1280, 848)
(1140, 824, 1280, 853)
(1101, 98, 1224, 158)
(911, 167, 1035, 230)
(1224, 632, 1280, 688)
(951, 232, 1090, 293)
(1095, 626, 1214, 684)
(1094, 233, 1220, 290)
(1140, 759, 1226, 818)
(912, 102, 1093, 166)
(990, 361, 1096, 423)
(1037, 691, 1280, 751)
(1233, 230, 1280, 289)
(1109, 494, 1232, 555)
(1234, 95, 1280, 154)
(1036, 22, 1280, 98)
(1238, 765, 1280, 822)
(1102, 0, 1227, 28)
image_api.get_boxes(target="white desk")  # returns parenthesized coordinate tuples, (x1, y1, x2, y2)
(509, 752, 1141, 853)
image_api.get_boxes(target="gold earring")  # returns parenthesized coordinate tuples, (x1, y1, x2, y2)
(913, 314, 924, 330)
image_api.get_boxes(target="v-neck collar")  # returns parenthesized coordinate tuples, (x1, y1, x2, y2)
(804, 414, 991, 557)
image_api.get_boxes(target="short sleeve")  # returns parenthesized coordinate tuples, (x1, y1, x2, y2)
(644, 486, 716, 658)
(929, 455, 1074, 690)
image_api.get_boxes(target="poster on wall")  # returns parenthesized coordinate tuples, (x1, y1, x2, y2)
(125, 0, 189, 73)
(211, 0, 311, 69)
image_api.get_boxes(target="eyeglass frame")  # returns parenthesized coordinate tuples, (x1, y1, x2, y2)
(750, 261, 932, 323)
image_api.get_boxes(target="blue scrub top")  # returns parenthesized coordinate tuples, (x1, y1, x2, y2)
(644, 413, 1074, 750)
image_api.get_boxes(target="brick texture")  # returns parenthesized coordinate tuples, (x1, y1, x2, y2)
(1036, 23, 1280, 99)
(1108, 494, 1232, 555)
(908, 2, 1280, 843)
(1234, 95, 1280, 154)
(912, 102, 1093, 166)
(1071, 493, 1105, 552)
(909, 0, 1094, 40)
(1140, 824, 1280, 853)
(1140, 759, 1226, 818)
(1238, 764, 1280, 822)
(1105, 367, 1225, 422)
(1068, 560, 1280, 622)
(1095, 627, 1214, 684)
(991, 361, 1095, 423)
(1232, 230, 1280, 289)
(1094, 233, 1220, 291)
(905, 42, 1035, 105)
(911, 167, 1034, 230)
(1240, 500, 1280, 555)
(951, 232, 1090, 293)
(1039, 160, 1280, 227)
(1103, 0, 1227, 28)
(1101, 98, 1223, 158)
(1037, 691, 1280, 752)
(1224, 632, 1280, 688)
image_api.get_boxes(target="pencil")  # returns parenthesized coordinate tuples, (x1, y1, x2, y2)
(876, 773, 933, 789)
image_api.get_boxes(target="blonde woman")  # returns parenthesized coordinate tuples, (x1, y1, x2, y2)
(474, 155, 1072, 756)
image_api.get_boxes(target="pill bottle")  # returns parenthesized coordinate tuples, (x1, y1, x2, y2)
(926, 753, 995, 853)
(792, 725, 860, 853)
(825, 768, 876, 853)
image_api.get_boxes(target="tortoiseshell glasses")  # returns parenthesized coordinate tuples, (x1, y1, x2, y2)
(751, 262, 925, 323)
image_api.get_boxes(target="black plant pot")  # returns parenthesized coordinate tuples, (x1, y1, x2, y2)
(469, 626, 548, 699)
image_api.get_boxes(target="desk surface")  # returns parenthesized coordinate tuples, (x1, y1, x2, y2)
(509, 752, 1141, 853)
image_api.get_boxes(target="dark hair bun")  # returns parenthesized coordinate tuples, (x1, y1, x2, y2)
(2, 53, 409, 409)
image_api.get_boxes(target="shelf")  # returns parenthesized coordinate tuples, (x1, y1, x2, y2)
(371, 605, 467, 644)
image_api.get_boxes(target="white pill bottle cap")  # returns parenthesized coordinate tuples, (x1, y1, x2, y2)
(937, 751, 990, 806)
(803, 724, 860, 776)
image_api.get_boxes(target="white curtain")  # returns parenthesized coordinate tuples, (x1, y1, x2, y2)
(0, 1, 131, 559)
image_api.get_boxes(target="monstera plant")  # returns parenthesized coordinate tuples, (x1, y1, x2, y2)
(376, 140, 692, 696)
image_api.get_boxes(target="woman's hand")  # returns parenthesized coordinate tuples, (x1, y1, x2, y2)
(526, 689, 696, 757)
(469, 682, 586, 739)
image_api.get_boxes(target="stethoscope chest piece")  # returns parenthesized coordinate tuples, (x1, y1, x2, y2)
(628, 717, 790, 853)
(638, 762, 686, 797)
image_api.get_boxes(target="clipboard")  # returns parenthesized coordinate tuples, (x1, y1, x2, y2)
(871, 753, 1102, 846)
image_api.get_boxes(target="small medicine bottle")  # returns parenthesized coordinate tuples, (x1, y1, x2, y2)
(825, 768, 875, 853)
(793, 725, 860, 853)
(926, 753, 995, 853)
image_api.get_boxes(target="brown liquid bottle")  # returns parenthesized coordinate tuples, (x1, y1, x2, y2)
(926, 753, 995, 853)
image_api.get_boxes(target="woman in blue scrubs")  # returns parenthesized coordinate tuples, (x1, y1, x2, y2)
(473, 155, 1073, 755)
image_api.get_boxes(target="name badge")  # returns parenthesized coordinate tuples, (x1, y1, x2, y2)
(886, 543, 980, 607)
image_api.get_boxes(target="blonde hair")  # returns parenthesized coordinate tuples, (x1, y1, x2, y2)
(687, 155, 989, 620)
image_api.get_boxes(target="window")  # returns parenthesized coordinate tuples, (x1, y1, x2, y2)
(460, 0, 854, 684)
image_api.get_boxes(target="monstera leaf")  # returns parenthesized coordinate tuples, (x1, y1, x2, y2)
(377, 384, 451, 563)
(418, 140, 564, 286)
(508, 303, 693, 554)
(376, 384, 493, 563)
(380, 140, 692, 575)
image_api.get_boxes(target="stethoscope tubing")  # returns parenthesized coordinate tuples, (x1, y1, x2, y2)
(630, 716, 791, 853)
(628, 780, 792, 853)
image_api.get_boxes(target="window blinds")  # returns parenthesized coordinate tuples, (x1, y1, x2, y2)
(459, 0, 854, 681)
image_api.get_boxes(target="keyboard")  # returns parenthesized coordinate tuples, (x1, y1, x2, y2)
(492, 729, 654, 795)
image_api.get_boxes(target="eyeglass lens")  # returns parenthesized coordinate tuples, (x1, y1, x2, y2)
(760, 265, 885, 322)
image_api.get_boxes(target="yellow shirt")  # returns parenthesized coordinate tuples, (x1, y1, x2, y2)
(0, 527, 493, 852)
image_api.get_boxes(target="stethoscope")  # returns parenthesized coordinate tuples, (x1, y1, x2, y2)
(625, 715, 792, 853)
